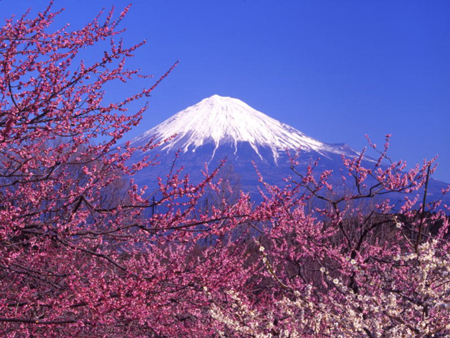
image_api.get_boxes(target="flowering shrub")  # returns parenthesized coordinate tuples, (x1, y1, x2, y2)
(209, 238, 450, 337)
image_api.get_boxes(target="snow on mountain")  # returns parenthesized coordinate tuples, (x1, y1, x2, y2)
(131, 95, 358, 164)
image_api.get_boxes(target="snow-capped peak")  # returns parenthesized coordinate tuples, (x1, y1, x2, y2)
(132, 95, 353, 163)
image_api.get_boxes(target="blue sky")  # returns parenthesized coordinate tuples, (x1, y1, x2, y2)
(3, 1, 450, 182)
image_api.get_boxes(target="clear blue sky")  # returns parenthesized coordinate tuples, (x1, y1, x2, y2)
(3, 1, 450, 182)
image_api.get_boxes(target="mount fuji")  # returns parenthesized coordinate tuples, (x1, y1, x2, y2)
(129, 95, 448, 204)
(132, 94, 360, 165)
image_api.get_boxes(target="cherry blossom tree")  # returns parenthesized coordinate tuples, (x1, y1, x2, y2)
(207, 139, 450, 337)
(0, 3, 253, 337)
